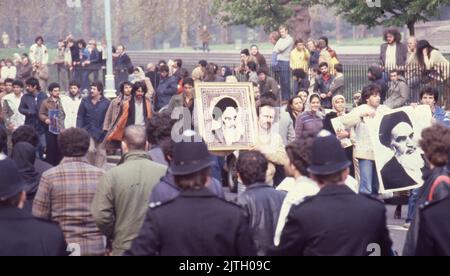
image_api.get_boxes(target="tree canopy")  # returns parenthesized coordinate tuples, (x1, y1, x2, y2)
(213, 0, 450, 36)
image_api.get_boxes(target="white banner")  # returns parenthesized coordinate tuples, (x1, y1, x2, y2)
(368, 105, 433, 193)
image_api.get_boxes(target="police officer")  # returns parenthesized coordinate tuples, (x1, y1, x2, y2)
(0, 158, 67, 256)
(415, 150, 450, 256)
(273, 130, 393, 256)
(125, 134, 256, 256)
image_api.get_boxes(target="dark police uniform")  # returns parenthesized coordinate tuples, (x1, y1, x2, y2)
(273, 184, 393, 256)
(416, 197, 450, 256)
(125, 188, 256, 256)
(0, 207, 67, 256)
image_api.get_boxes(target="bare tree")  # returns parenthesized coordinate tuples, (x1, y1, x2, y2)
(113, 0, 125, 45)
(82, 0, 93, 39)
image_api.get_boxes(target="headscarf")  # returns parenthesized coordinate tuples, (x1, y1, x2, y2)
(332, 94, 346, 116)
(132, 66, 146, 83)
(11, 142, 41, 196)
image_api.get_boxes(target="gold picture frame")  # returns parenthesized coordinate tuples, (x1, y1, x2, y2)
(195, 82, 258, 151)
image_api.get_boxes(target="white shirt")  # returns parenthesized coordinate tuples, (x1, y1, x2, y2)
(276, 177, 297, 193)
(385, 43, 397, 69)
(29, 44, 49, 65)
(134, 101, 145, 126)
(60, 94, 82, 129)
(2, 93, 25, 129)
(273, 175, 360, 246)
(274, 176, 320, 246)
(0, 66, 16, 79)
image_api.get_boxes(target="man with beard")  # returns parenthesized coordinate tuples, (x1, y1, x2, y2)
(105, 82, 152, 143)
(253, 97, 288, 185)
(379, 111, 425, 191)
(211, 97, 244, 146)
(126, 82, 152, 127)
(379, 28, 408, 71)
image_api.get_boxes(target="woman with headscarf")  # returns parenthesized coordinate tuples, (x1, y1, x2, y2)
(221, 66, 233, 79)
(11, 142, 46, 212)
(323, 95, 354, 177)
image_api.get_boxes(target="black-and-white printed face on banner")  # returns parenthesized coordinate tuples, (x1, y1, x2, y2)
(368, 106, 433, 193)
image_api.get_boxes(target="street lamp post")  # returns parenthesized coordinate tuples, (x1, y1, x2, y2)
(103, 0, 116, 98)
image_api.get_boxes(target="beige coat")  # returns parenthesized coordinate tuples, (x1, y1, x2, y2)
(340, 104, 390, 160)
(256, 130, 289, 184)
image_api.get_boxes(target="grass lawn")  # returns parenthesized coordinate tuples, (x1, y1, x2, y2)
(0, 37, 384, 57)
(0, 48, 57, 61)
(134, 37, 385, 52)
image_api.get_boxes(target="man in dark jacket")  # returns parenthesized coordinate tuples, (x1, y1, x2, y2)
(113, 45, 133, 90)
(171, 59, 189, 82)
(292, 68, 310, 94)
(19, 77, 48, 159)
(76, 81, 110, 168)
(236, 151, 285, 256)
(273, 130, 393, 256)
(145, 63, 160, 90)
(149, 137, 224, 206)
(0, 158, 67, 256)
(415, 150, 450, 257)
(416, 191, 450, 256)
(403, 124, 450, 256)
(155, 65, 178, 111)
(314, 62, 335, 109)
(125, 134, 255, 256)
(368, 65, 388, 102)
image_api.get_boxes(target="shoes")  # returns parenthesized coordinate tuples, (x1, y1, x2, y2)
(403, 222, 411, 229)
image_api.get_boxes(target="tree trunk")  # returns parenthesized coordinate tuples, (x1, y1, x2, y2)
(179, 0, 189, 48)
(258, 26, 267, 43)
(144, 29, 156, 49)
(114, 0, 124, 45)
(287, 5, 311, 40)
(407, 21, 415, 36)
(180, 23, 189, 48)
(82, 0, 93, 39)
(336, 15, 344, 43)
(219, 24, 232, 44)
(59, 6, 69, 39)
(309, 6, 322, 38)
(14, 4, 21, 45)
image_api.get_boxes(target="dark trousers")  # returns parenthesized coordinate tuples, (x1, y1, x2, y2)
(202, 42, 210, 52)
(115, 71, 129, 93)
(444, 78, 450, 110)
(82, 69, 99, 93)
(45, 131, 62, 166)
(278, 61, 291, 101)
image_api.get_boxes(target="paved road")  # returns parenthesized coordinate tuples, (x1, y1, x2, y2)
(385, 205, 409, 255)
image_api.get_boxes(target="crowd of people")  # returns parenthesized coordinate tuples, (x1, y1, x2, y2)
(0, 26, 450, 256)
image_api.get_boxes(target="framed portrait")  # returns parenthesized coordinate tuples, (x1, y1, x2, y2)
(195, 82, 258, 151)
(331, 117, 353, 148)
(368, 106, 432, 193)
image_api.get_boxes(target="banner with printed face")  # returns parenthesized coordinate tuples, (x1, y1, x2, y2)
(368, 105, 432, 193)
